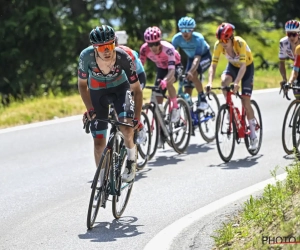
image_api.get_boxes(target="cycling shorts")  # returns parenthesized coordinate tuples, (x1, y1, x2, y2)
(293, 73, 300, 99)
(223, 62, 254, 97)
(89, 83, 134, 139)
(184, 50, 212, 89)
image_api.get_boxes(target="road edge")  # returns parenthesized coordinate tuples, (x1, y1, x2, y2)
(143, 172, 287, 250)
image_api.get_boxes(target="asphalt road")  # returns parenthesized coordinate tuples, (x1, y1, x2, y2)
(0, 88, 295, 250)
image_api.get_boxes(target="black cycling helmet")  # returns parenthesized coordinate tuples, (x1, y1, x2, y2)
(89, 25, 115, 45)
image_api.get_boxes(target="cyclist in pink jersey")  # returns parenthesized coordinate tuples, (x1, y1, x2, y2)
(139, 26, 183, 123)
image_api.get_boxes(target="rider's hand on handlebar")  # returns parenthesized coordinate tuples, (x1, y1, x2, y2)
(233, 83, 240, 94)
(159, 79, 167, 90)
(133, 117, 144, 131)
(206, 83, 212, 92)
(83, 107, 96, 123)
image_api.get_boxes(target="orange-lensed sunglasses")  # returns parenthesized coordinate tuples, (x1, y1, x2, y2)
(93, 42, 115, 52)
(219, 39, 230, 44)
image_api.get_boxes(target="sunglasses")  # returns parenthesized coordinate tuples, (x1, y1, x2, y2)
(287, 32, 298, 38)
(180, 29, 193, 33)
(219, 39, 230, 44)
(93, 42, 115, 52)
(147, 42, 160, 47)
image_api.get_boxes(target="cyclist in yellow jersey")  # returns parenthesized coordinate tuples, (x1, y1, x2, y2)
(206, 23, 258, 150)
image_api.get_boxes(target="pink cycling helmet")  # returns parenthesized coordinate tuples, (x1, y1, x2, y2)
(144, 26, 162, 43)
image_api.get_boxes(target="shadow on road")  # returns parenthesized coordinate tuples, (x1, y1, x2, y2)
(208, 154, 264, 169)
(78, 216, 144, 242)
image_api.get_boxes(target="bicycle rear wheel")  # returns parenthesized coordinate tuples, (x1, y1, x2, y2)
(282, 100, 300, 155)
(143, 103, 159, 160)
(292, 105, 300, 158)
(216, 104, 236, 162)
(244, 100, 263, 155)
(198, 91, 220, 142)
(112, 146, 134, 219)
(137, 111, 151, 170)
(87, 148, 111, 230)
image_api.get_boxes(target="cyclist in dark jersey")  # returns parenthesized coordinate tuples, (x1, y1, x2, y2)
(78, 25, 143, 182)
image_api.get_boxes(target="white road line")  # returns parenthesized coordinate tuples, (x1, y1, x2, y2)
(143, 172, 287, 250)
(0, 88, 280, 135)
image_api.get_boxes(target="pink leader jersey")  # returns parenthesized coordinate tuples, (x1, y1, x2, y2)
(139, 41, 181, 69)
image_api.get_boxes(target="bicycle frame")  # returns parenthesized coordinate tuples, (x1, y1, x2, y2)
(226, 90, 249, 139)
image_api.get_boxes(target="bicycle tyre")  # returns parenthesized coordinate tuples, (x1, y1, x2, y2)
(292, 104, 300, 158)
(199, 91, 220, 142)
(112, 146, 134, 219)
(216, 104, 236, 162)
(87, 148, 111, 230)
(282, 100, 300, 155)
(244, 100, 263, 155)
(143, 103, 159, 160)
(168, 97, 192, 154)
(137, 111, 151, 170)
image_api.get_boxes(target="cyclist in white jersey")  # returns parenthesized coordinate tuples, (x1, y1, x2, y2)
(279, 20, 300, 98)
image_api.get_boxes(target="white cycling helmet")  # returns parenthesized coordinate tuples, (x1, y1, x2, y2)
(285, 20, 300, 33)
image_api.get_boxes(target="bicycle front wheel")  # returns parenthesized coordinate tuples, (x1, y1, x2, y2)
(198, 91, 220, 142)
(87, 148, 111, 230)
(292, 105, 300, 158)
(244, 100, 263, 155)
(216, 104, 236, 162)
(282, 100, 300, 155)
(143, 103, 159, 160)
(112, 147, 134, 219)
(137, 111, 151, 170)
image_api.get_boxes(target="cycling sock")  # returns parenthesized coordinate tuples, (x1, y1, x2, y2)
(198, 92, 206, 102)
(248, 118, 257, 139)
(170, 97, 178, 109)
(127, 146, 136, 162)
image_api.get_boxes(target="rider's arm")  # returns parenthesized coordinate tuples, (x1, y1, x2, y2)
(78, 53, 93, 110)
(78, 78, 93, 110)
(234, 63, 246, 85)
(163, 47, 176, 83)
(207, 41, 221, 86)
(122, 52, 143, 121)
(139, 44, 148, 66)
(288, 46, 300, 83)
(279, 39, 288, 81)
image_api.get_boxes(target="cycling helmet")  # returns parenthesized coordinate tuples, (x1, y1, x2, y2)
(144, 26, 162, 43)
(178, 17, 196, 29)
(216, 23, 235, 40)
(285, 20, 300, 33)
(89, 25, 115, 45)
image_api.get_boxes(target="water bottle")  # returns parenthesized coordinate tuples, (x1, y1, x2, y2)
(158, 104, 164, 114)
(183, 93, 193, 106)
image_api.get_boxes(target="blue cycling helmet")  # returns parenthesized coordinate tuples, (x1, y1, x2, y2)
(178, 17, 196, 29)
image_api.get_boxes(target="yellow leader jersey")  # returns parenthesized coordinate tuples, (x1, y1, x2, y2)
(212, 36, 253, 68)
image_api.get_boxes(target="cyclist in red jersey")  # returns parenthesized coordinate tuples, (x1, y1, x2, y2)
(139, 26, 183, 123)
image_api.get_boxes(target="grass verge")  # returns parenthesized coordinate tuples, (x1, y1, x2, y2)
(212, 157, 300, 250)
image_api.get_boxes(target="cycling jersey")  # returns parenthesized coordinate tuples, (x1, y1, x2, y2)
(78, 46, 138, 139)
(118, 45, 145, 75)
(171, 32, 210, 58)
(279, 36, 296, 61)
(78, 46, 138, 89)
(139, 41, 181, 69)
(294, 44, 300, 72)
(212, 36, 253, 67)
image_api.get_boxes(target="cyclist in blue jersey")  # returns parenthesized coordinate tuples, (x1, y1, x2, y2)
(172, 16, 212, 110)
(78, 25, 143, 183)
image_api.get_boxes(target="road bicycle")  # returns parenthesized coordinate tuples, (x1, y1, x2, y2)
(280, 83, 300, 155)
(177, 75, 220, 142)
(143, 85, 192, 156)
(84, 105, 138, 230)
(211, 85, 263, 162)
